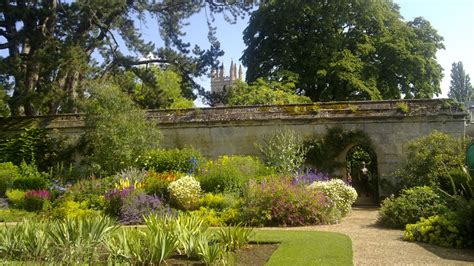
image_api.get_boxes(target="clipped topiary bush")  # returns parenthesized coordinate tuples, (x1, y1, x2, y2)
(138, 148, 202, 174)
(168, 176, 201, 210)
(197, 155, 272, 194)
(378, 186, 448, 228)
(308, 179, 357, 217)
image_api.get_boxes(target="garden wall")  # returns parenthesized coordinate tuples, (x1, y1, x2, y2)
(0, 99, 467, 196)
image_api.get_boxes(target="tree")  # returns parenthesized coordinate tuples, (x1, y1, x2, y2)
(225, 77, 311, 106)
(448, 62, 473, 102)
(0, 1, 255, 116)
(242, 0, 444, 102)
(112, 66, 194, 109)
(81, 82, 161, 176)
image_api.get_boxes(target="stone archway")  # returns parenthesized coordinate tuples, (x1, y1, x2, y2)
(345, 145, 379, 205)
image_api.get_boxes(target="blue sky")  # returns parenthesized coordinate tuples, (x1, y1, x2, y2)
(173, 0, 474, 103)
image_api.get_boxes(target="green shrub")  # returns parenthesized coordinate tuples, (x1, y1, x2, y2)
(168, 176, 201, 210)
(399, 131, 466, 189)
(51, 199, 103, 220)
(138, 147, 202, 174)
(144, 171, 182, 199)
(67, 177, 113, 202)
(0, 128, 70, 171)
(238, 179, 337, 226)
(378, 186, 448, 228)
(308, 179, 358, 217)
(197, 155, 272, 194)
(5, 189, 25, 208)
(81, 83, 160, 176)
(11, 162, 49, 190)
(256, 129, 307, 175)
(404, 213, 463, 248)
(0, 209, 36, 222)
(0, 162, 19, 197)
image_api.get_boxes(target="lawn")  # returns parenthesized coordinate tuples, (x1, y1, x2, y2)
(253, 230, 353, 266)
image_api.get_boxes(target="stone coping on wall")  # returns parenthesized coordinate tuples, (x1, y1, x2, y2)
(0, 99, 467, 131)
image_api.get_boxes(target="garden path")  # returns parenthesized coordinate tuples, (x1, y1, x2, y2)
(263, 207, 474, 265)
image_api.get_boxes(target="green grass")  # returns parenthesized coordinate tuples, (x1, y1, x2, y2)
(253, 230, 353, 266)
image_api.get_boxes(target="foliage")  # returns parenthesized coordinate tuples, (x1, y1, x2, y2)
(378, 186, 448, 228)
(308, 179, 358, 217)
(404, 213, 463, 248)
(224, 78, 311, 106)
(119, 191, 171, 225)
(144, 170, 182, 199)
(214, 225, 254, 252)
(448, 61, 473, 102)
(138, 147, 202, 174)
(115, 66, 194, 109)
(67, 176, 112, 203)
(0, 128, 71, 171)
(306, 127, 373, 173)
(5, 189, 25, 209)
(81, 83, 161, 176)
(399, 131, 466, 189)
(168, 176, 202, 210)
(242, 0, 444, 101)
(51, 199, 103, 220)
(0, 216, 118, 263)
(23, 189, 50, 212)
(197, 155, 272, 194)
(396, 102, 410, 114)
(0, 89, 9, 117)
(0, 1, 255, 115)
(11, 162, 49, 190)
(257, 129, 307, 175)
(104, 186, 135, 218)
(0, 162, 19, 197)
(238, 179, 336, 226)
(0, 209, 36, 222)
(192, 193, 239, 226)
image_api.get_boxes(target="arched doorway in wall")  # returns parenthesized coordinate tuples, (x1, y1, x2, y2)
(346, 145, 379, 205)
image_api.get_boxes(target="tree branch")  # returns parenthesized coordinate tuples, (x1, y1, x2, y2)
(0, 42, 13, 49)
(119, 59, 171, 66)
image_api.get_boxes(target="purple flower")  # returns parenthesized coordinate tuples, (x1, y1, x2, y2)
(292, 169, 330, 185)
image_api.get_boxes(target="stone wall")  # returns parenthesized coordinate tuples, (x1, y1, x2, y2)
(0, 99, 467, 196)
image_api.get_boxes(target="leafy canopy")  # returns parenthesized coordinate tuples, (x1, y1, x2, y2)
(0, 1, 254, 115)
(242, 0, 444, 101)
(448, 62, 473, 102)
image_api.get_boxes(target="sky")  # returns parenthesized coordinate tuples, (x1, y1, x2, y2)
(167, 0, 474, 105)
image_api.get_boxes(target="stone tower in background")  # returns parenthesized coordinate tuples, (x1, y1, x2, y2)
(211, 61, 243, 94)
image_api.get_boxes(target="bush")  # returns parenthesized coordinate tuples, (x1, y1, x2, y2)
(120, 192, 172, 225)
(137, 147, 202, 174)
(0, 128, 70, 171)
(404, 213, 463, 248)
(5, 189, 25, 208)
(256, 129, 307, 175)
(104, 186, 135, 218)
(23, 189, 50, 212)
(399, 131, 466, 189)
(51, 199, 103, 220)
(238, 179, 336, 226)
(308, 179, 357, 217)
(197, 155, 272, 194)
(378, 186, 448, 228)
(168, 176, 201, 210)
(111, 167, 147, 190)
(67, 177, 113, 203)
(144, 171, 181, 199)
(11, 162, 48, 190)
(81, 83, 161, 176)
(0, 162, 19, 197)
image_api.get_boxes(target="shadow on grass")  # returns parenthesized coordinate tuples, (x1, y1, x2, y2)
(415, 242, 474, 263)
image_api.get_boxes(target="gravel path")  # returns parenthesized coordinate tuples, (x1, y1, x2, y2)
(265, 207, 474, 265)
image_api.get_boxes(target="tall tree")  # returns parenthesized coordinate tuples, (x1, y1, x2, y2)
(241, 0, 444, 101)
(0, 1, 254, 116)
(448, 62, 473, 102)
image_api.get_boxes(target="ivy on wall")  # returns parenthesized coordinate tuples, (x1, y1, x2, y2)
(305, 127, 373, 173)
